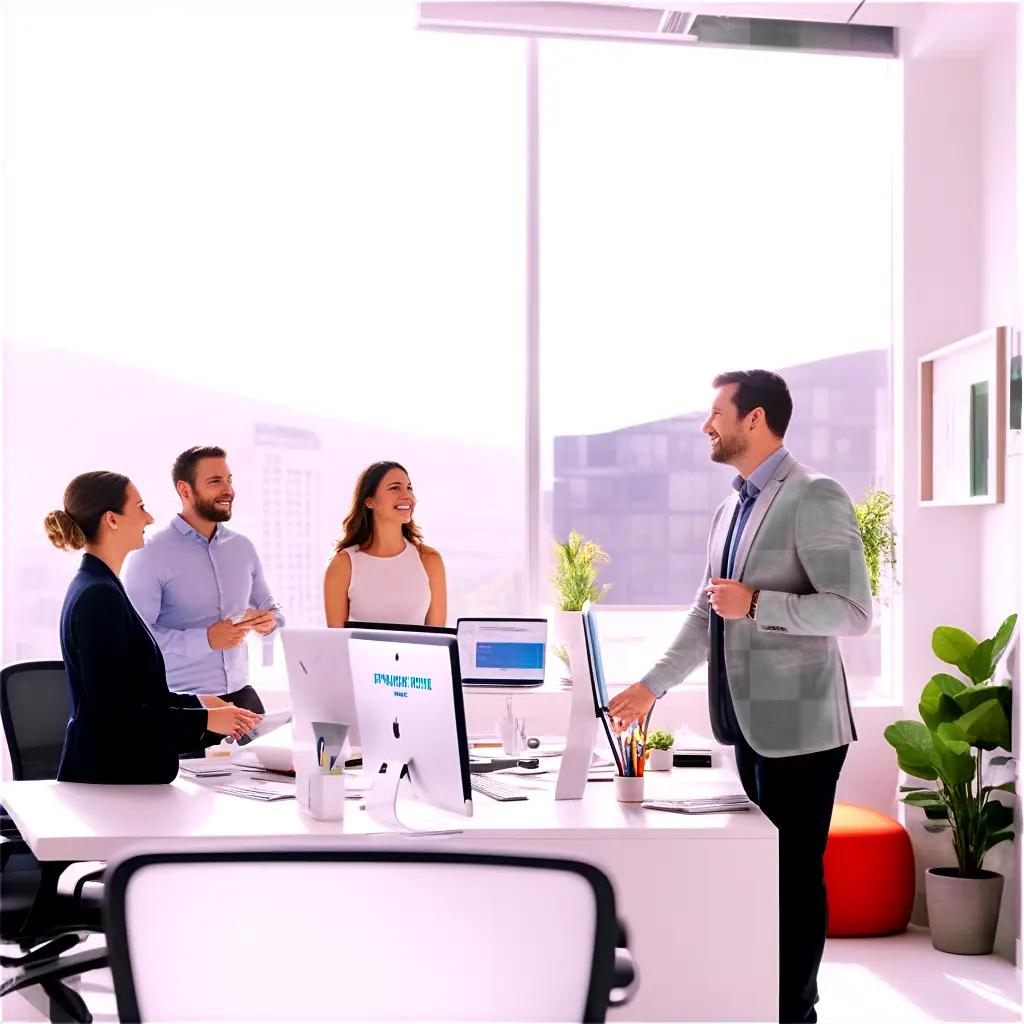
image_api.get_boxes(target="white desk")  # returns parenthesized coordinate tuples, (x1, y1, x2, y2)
(0, 769, 778, 1022)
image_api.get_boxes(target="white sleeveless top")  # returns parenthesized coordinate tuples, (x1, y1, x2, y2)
(343, 541, 432, 625)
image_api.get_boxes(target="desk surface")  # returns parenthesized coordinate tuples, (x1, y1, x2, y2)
(0, 768, 779, 1022)
(0, 767, 774, 862)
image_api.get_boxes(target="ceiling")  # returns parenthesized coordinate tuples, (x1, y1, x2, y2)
(420, 2, 1019, 56)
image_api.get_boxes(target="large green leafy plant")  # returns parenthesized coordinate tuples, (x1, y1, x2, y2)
(551, 531, 611, 612)
(884, 613, 1017, 877)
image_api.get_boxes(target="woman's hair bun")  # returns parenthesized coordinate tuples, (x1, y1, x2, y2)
(44, 509, 87, 551)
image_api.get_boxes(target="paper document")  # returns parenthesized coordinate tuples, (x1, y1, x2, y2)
(642, 796, 751, 814)
(235, 707, 292, 746)
(178, 760, 232, 778)
(214, 778, 295, 801)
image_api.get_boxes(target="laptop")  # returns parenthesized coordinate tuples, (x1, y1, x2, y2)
(456, 618, 547, 688)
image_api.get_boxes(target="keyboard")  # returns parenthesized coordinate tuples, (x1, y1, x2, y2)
(470, 774, 528, 802)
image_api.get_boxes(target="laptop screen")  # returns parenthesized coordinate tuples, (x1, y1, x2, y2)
(456, 618, 547, 686)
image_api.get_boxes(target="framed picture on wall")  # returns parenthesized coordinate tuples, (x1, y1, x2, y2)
(919, 326, 1008, 506)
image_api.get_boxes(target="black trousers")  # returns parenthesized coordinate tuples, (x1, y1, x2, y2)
(734, 735, 848, 1024)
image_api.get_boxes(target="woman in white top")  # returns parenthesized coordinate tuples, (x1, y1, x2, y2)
(324, 461, 447, 628)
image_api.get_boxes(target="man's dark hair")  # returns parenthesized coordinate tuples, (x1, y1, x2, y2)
(172, 446, 227, 489)
(712, 370, 793, 438)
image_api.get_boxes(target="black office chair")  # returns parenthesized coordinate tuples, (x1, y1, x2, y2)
(105, 849, 638, 1022)
(0, 661, 108, 1022)
(0, 661, 105, 900)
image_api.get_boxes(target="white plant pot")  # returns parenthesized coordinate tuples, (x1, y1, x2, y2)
(648, 749, 673, 772)
(553, 610, 587, 690)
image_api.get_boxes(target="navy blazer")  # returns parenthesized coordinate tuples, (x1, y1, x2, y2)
(57, 554, 208, 784)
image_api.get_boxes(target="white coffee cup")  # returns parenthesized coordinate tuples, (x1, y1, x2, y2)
(614, 775, 645, 803)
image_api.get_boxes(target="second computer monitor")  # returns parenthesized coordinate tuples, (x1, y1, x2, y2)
(281, 628, 361, 765)
(582, 604, 611, 714)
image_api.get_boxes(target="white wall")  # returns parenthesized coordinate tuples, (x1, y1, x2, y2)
(900, 5, 1021, 959)
(978, 8, 1022, 965)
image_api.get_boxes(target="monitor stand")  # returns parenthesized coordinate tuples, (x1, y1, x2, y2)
(364, 758, 462, 836)
(555, 663, 599, 800)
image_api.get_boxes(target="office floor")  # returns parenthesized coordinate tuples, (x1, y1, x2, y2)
(817, 926, 1022, 1022)
(2, 926, 1021, 1023)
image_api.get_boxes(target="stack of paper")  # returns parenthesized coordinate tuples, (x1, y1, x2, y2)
(178, 760, 232, 778)
(214, 778, 295, 802)
(642, 794, 751, 814)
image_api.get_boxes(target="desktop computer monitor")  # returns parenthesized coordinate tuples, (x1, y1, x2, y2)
(348, 628, 472, 830)
(582, 606, 610, 715)
(456, 618, 547, 687)
(281, 628, 361, 774)
(347, 620, 456, 636)
(555, 603, 621, 798)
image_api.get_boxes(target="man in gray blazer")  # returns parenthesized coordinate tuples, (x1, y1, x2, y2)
(609, 369, 871, 1024)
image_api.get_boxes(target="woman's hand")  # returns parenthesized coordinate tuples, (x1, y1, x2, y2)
(197, 694, 228, 710)
(206, 704, 262, 741)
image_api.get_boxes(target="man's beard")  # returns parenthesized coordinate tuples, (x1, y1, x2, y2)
(194, 495, 232, 522)
(710, 433, 747, 464)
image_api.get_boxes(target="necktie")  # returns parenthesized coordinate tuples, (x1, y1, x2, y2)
(726, 484, 757, 580)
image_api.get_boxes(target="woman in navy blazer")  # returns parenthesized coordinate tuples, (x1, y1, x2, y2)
(44, 471, 262, 784)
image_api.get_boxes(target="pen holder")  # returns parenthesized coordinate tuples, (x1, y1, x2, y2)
(304, 771, 346, 822)
(614, 775, 645, 803)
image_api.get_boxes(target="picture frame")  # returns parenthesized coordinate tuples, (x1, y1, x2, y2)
(1009, 329, 1022, 456)
(919, 326, 1008, 506)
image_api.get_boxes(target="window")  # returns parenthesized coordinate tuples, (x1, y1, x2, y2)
(539, 40, 896, 697)
(2, 4, 525, 669)
(3, 9, 899, 704)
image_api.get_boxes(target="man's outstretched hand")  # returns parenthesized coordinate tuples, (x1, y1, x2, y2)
(607, 683, 657, 733)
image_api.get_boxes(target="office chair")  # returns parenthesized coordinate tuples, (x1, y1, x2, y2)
(0, 661, 108, 1022)
(105, 850, 638, 1023)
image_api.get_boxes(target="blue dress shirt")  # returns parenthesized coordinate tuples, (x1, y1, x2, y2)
(123, 516, 284, 696)
(715, 446, 790, 742)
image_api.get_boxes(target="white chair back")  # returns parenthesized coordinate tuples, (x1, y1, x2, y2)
(105, 850, 620, 1023)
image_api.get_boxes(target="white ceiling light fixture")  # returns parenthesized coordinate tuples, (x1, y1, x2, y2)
(417, 3, 897, 56)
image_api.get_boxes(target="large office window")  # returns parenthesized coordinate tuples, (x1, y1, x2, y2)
(2, 3, 526, 669)
(538, 41, 897, 697)
(4, 8, 900, 702)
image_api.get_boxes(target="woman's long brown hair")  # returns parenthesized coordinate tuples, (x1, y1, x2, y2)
(334, 460, 424, 554)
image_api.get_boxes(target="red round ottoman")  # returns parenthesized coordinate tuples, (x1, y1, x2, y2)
(824, 803, 915, 937)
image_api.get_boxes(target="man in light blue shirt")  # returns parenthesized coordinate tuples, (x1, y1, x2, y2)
(124, 446, 284, 699)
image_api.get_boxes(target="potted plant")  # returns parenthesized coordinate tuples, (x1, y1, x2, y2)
(646, 729, 674, 771)
(884, 612, 1017, 954)
(550, 531, 611, 688)
(854, 488, 896, 599)
(844, 487, 897, 682)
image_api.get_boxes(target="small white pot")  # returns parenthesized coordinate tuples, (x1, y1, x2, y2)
(647, 749, 673, 772)
(614, 775, 645, 803)
(552, 610, 587, 689)
(301, 772, 346, 822)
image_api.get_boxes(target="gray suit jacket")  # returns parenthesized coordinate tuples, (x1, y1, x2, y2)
(641, 452, 871, 757)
